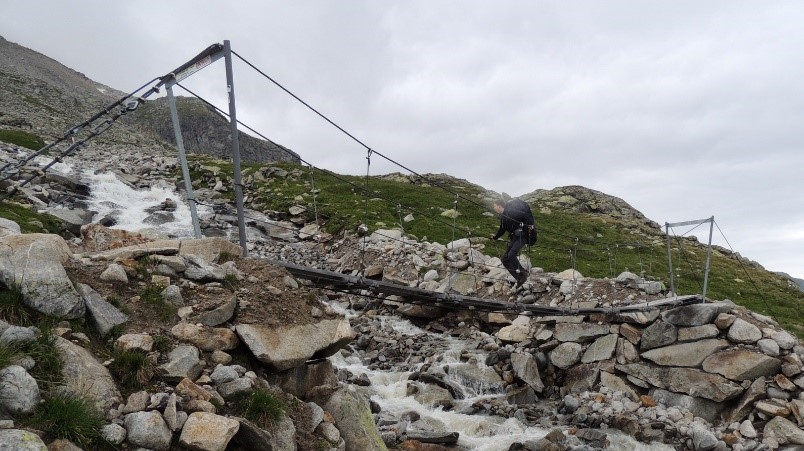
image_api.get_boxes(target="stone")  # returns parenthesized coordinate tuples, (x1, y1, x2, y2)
(76, 283, 128, 336)
(727, 318, 762, 344)
(0, 234, 84, 318)
(171, 323, 238, 351)
(756, 400, 791, 417)
(99, 263, 128, 283)
(325, 386, 386, 451)
(773, 330, 798, 350)
(616, 338, 640, 364)
(191, 295, 237, 326)
(649, 388, 722, 423)
(619, 323, 642, 344)
(641, 339, 730, 367)
(615, 363, 744, 402)
(640, 320, 677, 351)
(496, 323, 531, 343)
(236, 319, 355, 371)
(178, 237, 243, 263)
(758, 338, 781, 357)
(713, 313, 736, 329)
(114, 333, 153, 352)
(550, 342, 582, 369)
(510, 352, 544, 393)
(0, 429, 47, 450)
(124, 410, 173, 451)
(612, 310, 660, 326)
(178, 412, 241, 451)
(581, 334, 618, 363)
(0, 365, 40, 415)
(100, 423, 127, 445)
(661, 303, 721, 326)
(724, 377, 767, 423)
(553, 323, 609, 342)
(161, 284, 184, 307)
(0, 218, 21, 237)
(702, 349, 782, 381)
(184, 254, 226, 282)
(268, 360, 339, 399)
(764, 416, 804, 445)
(691, 422, 719, 451)
(56, 336, 121, 412)
(739, 420, 757, 438)
(121, 390, 150, 414)
(210, 365, 239, 385)
(158, 345, 204, 382)
(217, 377, 254, 399)
(677, 324, 720, 342)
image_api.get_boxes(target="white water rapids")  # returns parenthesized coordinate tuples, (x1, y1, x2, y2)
(70, 166, 672, 451)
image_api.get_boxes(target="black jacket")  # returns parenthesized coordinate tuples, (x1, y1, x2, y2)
(493, 199, 535, 240)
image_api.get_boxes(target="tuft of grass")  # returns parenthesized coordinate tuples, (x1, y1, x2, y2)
(0, 282, 32, 326)
(109, 349, 154, 390)
(0, 129, 45, 150)
(18, 327, 62, 391)
(0, 342, 21, 370)
(140, 284, 176, 322)
(223, 273, 240, 292)
(26, 392, 105, 448)
(151, 334, 172, 354)
(231, 388, 286, 428)
(0, 201, 63, 233)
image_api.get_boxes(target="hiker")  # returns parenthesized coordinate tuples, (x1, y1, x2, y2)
(490, 198, 537, 288)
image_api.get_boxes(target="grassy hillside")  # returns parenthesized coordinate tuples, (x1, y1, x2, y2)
(187, 155, 804, 336)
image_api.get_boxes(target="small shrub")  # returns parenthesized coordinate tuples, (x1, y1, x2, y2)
(27, 392, 105, 448)
(218, 251, 238, 264)
(109, 349, 154, 390)
(0, 282, 31, 326)
(232, 388, 286, 428)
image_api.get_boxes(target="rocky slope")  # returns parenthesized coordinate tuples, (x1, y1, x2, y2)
(0, 35, 298, 165)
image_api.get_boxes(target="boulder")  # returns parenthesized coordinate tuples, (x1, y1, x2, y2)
(324, 386, 387, 451)
(550, 342, 582, 369)
(727, 318, 762, 344)
(640, 339, 729, 367)
(649, 388, 722, 423)
(0, 218, 21, 237)
(764, 416, 804, 445)
(581, 334, 618, 363)
(236, 319, 355, 371)
(0, 365, 40, 415)
(0, 429, 47, 450)
(660, 303, 721, 326)
(510, 353, 544, 393)
(124, 410, 173, 451)
(56, 336, 121, 412)
(190, 295, 237, 326)
(702, 349, 782, 381)
(76, 283, 128, 336)
(178, 412, 241, 451)
(0, 234, 84, 318)
(640, 320, 677, 351)
(268, 360, 339, 400)
(171, 323, 238, 351)
(615, 363, 744, 402)
(553, 323, 609, 342)
(158, 345, 204, 382)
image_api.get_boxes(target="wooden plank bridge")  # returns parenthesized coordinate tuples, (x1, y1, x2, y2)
(268, 260, 703, 316)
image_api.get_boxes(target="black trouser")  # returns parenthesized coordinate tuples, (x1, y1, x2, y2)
(502, 233, 527, 281)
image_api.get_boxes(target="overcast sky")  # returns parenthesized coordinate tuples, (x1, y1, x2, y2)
(2, 1, 803, 281)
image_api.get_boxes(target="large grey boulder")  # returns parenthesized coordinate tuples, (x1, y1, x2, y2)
(76, 283, 128, 336)
(236, 319, 355, 371)
(0, 429, 47, 450)
(0, 365, 40, 414)
(124, 410, 173, 451)
(640, 320, 677, 351)
(56, 336, 121, 412)
(325, 386, 387, 451)
(727, 318, 762, 344)
(0, 234, 84, 318)
(178, 412, 240, 451)
(550, 342, 583, 369)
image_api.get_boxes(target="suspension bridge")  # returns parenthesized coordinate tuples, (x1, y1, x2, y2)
(2, 40, 772, 317)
